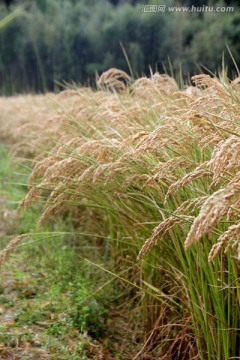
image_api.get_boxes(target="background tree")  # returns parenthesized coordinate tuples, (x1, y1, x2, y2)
(0, 0, 239, 94)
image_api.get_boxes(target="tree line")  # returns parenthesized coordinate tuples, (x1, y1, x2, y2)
(0, 0, 239, 94)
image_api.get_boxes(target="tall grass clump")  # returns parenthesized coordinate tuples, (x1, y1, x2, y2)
(0, 69, 239, 359)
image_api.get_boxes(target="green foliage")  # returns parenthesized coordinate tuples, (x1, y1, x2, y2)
(71, 285, 109, 338)
(0, 143, 119, 358)
(0, 0, 239, 94)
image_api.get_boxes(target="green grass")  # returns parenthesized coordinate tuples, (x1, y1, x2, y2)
(0, 143, 129, 359)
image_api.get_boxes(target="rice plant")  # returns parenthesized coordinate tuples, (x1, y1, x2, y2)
(0, 69, 239, 359)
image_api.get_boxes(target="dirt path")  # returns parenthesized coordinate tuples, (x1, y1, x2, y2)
(0, 144, 64, 359)
(0, 143, 134, 360)
(0, 144, 111, 360)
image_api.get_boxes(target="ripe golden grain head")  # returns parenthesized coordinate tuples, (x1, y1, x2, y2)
(1, 69, 239, 263)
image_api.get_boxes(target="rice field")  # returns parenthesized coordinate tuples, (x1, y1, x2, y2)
(0, 69, 239, 359)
